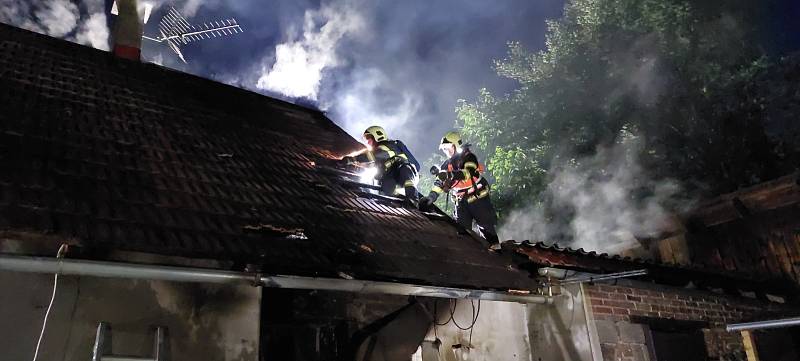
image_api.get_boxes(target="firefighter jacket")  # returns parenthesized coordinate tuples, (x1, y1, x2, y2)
(354, 140, 417, 176)
(429, 148, 490, 203)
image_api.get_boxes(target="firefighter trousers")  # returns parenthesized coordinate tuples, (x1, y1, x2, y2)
(380, 164, 419, 200)
(455, 195, 499, 245)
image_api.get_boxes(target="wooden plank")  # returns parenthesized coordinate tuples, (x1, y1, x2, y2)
(762, 235, 783, 277)
(692, 173, 800, 226)
(658, 237, 676, 264)
(789, 230, 800, 283)
(668, 235, 692, 265)
(770, 234, 794, 280)
(741, 330, 760, 361)
(728, 226, 757, 273)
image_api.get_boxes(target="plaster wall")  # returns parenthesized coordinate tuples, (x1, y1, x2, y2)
(423, 299, 532, 361)
(0, 270, 261, 361)
(527, 284, 595, 361)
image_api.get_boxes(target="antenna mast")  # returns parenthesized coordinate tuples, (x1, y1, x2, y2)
(142, 6, 244, 63)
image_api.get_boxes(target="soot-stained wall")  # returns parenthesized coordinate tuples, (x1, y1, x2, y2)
(422, 299, 533, 361)
(0, 271, 261, 361)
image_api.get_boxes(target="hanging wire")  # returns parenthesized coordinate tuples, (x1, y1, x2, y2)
(432, 299, 483, 348)
(469, 301, 481, 346)
(33, 244, 68, 361)
(449, 299, 481, 347)
(433, 299, 454, 326)
(32, 274, 58, 361)
(450, 299, 477, 330)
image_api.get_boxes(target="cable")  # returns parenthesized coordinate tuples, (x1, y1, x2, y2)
(432, 299, 482, 348)
(33, 273, 59, 361)
(450, 300, 474, 330)
(32, 244, 67, 361)
(432, 299, 454, 326)
(468, 301, 481, 347)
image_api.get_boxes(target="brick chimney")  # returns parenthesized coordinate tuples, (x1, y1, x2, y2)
(111, 0, 142, 61)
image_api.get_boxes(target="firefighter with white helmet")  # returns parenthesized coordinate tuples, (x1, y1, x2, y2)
(420, 131, 500, 248)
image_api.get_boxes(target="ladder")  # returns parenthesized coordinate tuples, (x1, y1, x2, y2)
(91, 322, 167, 361)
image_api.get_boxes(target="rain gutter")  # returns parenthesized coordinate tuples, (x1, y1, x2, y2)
(0, 254, 552, 304)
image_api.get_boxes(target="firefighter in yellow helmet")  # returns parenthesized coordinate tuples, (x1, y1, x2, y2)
(339, 126, 421, 201)
(419, 131, 500, 248)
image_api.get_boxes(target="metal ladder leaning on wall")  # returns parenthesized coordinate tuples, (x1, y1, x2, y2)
(92, 322, 167, 361)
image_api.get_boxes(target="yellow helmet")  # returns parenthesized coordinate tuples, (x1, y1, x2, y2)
(439, 131, 463, 148)
(363, 126, 388, 142)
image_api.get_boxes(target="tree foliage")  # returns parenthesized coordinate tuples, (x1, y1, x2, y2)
(455, 0, 797, 215)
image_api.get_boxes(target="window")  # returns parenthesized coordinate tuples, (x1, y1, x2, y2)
(631, 316, 709, 361)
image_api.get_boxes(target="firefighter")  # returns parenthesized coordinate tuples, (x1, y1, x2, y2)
(339, 126, 421, 202)
(419, 131, 500, 248)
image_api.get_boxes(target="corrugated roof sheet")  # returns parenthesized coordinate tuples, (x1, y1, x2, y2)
(508, 241, 799, 296)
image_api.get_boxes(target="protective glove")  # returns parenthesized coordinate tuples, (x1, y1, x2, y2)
(337, 156, 356, 167)
(429, 165, 440, 176)
(436, 171, 452, 182)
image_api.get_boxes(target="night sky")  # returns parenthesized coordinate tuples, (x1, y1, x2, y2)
(2, 0, 799, 158)
(1, 0, 565, 157)
(143, 0, 567, 157)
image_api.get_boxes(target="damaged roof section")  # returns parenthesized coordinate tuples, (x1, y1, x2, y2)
(507, 241, 800, 299)
(682, 172, 800, 290)
(0, 23, 536, 292)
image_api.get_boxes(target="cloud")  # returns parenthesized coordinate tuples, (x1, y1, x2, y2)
(0, 0, 110, 51)
(256, 0, 366, 100)
(0, 1, 40, 33)
(35, 0, 79, 37)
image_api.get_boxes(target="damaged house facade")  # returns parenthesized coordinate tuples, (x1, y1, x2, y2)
(0, 22, 799, 361)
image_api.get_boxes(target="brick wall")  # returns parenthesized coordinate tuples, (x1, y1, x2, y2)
(585, 282, 792, 361)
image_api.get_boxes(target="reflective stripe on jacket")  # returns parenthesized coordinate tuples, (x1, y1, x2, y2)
(355, 140, 413, 174)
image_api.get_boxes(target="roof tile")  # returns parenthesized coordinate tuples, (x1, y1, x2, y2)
(0, 23, 540, 291)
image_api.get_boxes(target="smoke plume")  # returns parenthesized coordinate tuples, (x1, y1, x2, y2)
(499, 138, 693, 255)
(255, 0, 366, 100)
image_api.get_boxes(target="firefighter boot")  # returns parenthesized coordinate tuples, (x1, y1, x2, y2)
(404, 186, 419, 205)
(485, 232, 501, 251)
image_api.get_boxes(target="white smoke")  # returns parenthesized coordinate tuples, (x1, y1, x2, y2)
(256, 0, 366, 100)
(75, 12, 109, 50)
(499, 138, 692, 255)
(180, 0, 203, 17)
(150, 52, 165, 65)
(332, 67, 423, 142)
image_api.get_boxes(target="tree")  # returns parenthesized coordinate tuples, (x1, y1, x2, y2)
(455, 0, 796, 218)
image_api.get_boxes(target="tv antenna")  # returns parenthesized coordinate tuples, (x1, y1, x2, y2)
(140, 6, 244, 63)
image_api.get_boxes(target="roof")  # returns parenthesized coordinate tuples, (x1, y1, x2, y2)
(680, 172, 800, 289)
(3, 23, 794, 299)
(507, 241, 800, 297)
(0, 23, 537, 291)
(690, 172, 800, 227)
